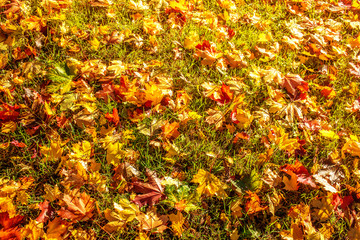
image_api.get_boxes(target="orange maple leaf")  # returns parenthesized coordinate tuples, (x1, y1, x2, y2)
(57, 191, 95, 222)
(245, 191, 268, 215)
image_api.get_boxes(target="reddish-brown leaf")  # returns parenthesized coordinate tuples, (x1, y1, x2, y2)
(36, 200, 54, 223)
(0, 104, 20, 123)
(281, 74, 308, 99)
(131, 169, 166, 207)
(281, 160, 317, 188)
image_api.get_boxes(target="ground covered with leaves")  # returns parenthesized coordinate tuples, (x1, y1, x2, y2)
(2, 0, 360, 239)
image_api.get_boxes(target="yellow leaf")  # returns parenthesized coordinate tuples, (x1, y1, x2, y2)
(342, 139, 360, 158)
(0, 197, 17, 217)
(22, 220, 44, 240)
(70, 141, 92, 160)
(311, 194, 333, 222)
(192, 169, 227, 198)
(103, 198, 139, 233)
(1, 121, 16, 133)
(169, 0, 187, 11)
(90, 38, 100, 50)
(40, 140, 63, 162)
(169, 211, 185, 237)
(44, 101, 55, 116)
(258, 32, 272, 42)
(106, 142, 124, 166)
(184, 33, 199, 49)
(319, 130, 339, 140)
(43, 184, 62, 202)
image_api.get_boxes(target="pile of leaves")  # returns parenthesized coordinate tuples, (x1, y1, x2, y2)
(1, 0, 360, 239)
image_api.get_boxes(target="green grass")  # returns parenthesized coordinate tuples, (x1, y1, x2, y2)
(1, 0, 360, 239)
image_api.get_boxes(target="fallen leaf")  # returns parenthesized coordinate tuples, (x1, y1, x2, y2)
(137, 211, 168, 233)
(168, 211, 185, 237)
(245, 191, 268, 215)
(131, 169, 166, 207)
(57, 191, 95, 222)
(192, 169, 227, 198)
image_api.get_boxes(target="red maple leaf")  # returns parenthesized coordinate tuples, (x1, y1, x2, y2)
(281, 74, 308, 99)
(281, 160, 317, 188)
(0, 104, 20, 122)
(210, 84, 233, 105)
(195, 40, 212, 51)
(0, 212, 24, 240)
(131, 169, 166, 207)
(105, 108, 120, 126)
(36, 200, 55, 223)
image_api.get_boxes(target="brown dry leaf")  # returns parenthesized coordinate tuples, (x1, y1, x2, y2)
(262, 168, 282, 188)
(267, 190, 282, 216)
(230, 199, 243, 217)
(348, 224, 360, 240)
(0, 53, 8, 69)
(281, 74, 307, 98)
(57, 191, 95, 222)
(131, 169, 166, 207)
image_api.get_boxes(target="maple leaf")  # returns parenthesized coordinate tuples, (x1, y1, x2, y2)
(205, 108, 224, 130)
(106, 142, 124, 166)
(230, 107, 253, 129)
(341, 138, 360, 158)
(168, 211, 185, 237)
(281, 160, 317, 189)
(282, 170, 298, 191)
(44, 217, 70, 239)
(143, 16, 163, 35)
(161, 121, 180, 140)
(105, 108, 120, 126)
(137, 210, 168, 233)
(10, 140, 26, 148)
(21, 220, 44, 240)
(40, 140, 63, 162)
(0, 212, 24, 240)
(348, 224, 360, 240)
(281, 74, 308, 99)
(0, 104, 20, 123)
(192, 169, 227, 198)
(104, 198, 140, 233)
(311, 194, 333, 222)
(348, 62, 360, 78)
(244, 191, 268, 215)
(347, 98, 360, 113)
(57, 191, 95, 222)
(131, 169, 166, 207)
(36, 200, 54, 223)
